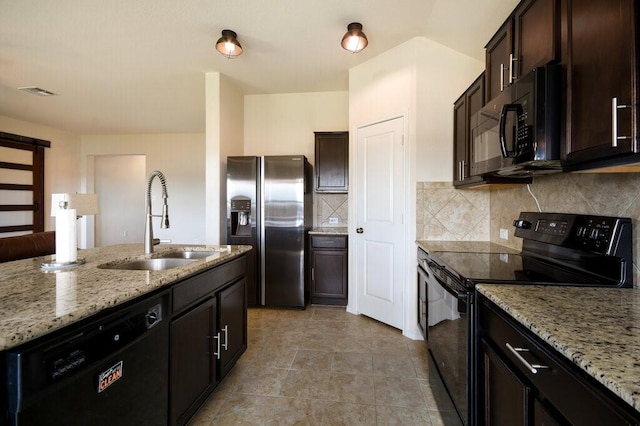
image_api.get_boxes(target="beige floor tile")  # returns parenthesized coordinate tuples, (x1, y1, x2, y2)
(233, 365, 290, 397)
(265, 397, 326, 425)
(320, 401, 377, 425)
(372, 353, 416, 378)
(331, 352, 373, 375)
(280, 369, 337, 401)
(374, 377, 428, 408)
(376, 405, 433, 425)
(291, 349, 334, 371)
(197, 306, 454, 423)
(330, 373, 376, 405)
(211, 394, 276, 425)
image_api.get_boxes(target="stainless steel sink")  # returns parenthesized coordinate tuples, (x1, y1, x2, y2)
(99, 258, 197, 271)
(158, 249, 227, 259)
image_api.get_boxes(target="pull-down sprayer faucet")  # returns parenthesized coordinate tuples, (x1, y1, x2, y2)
(144, 170, 170, 254)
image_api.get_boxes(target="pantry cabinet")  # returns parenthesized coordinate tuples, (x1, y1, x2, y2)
(561, 0, 639, 169)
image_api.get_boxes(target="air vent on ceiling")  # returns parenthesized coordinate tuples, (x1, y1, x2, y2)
(17, 86, 57, 96)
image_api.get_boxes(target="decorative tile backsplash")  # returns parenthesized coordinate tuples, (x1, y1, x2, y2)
(416, 182, 489, 241)
(417, 173, 640, 287)
(316, 193, 348, 227)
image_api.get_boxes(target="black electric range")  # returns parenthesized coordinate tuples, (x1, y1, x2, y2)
(418, 212, 633, 426)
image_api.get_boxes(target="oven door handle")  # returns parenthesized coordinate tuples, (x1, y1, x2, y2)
(500, 103, 522, 158)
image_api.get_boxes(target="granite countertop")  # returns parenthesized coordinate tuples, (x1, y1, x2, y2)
(416, 240, 519, 254)
(310, 227, 348, 235)
(0, 243, 251, 351)
(477, 284, 640, 413)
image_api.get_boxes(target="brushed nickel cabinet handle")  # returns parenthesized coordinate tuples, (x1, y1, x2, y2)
(506, 342, 548, 374)
(612, 97, 632, 148)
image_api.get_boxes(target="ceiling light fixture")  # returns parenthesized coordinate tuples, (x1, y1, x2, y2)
(341, 22, 368, 53)
(216, 29, 243, 59)
(18, 86, 57, 96)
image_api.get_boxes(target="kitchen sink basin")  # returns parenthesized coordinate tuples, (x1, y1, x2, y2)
(99, 258, 197, 271)
(158, 247, 229, 259)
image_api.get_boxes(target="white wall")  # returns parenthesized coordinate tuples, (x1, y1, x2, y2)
(348, 36, 484, 339)
(0, 114, 82, 231)
(81, 133, 206, 244)
(243, 91, 349, 163)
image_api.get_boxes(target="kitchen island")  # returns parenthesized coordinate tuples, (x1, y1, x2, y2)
(0, 243, 251, 425)
(477, 284, 640, 421)
(0, 243, 251, 351)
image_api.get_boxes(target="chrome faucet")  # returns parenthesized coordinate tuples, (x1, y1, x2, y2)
(144, 170, 170, 254)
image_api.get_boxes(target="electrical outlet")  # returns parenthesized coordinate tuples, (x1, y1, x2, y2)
(329, 217, 339, 225)
(499, 228, 509, 240)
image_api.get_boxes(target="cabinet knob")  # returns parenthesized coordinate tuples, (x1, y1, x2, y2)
(356, 227, 364, 234)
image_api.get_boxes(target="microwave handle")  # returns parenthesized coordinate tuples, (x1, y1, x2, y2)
(499, 103, 522, 158)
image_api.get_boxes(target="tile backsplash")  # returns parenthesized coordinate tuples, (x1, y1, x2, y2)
(417, 173, 640, 288)
(315, 193, 348, 227)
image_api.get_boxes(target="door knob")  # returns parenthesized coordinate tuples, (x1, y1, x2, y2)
(356, 227, 364, 234)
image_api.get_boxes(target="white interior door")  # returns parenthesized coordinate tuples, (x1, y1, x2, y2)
(94, 155, 146, 247)
(354, 117, 405, 329)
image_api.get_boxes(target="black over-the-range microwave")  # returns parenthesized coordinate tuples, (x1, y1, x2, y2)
(470, 64, 561, 177)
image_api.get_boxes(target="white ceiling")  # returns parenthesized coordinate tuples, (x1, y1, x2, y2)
(0, 0, 518, 134)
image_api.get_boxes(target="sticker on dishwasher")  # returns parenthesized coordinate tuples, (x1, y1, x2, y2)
(98, 360, 123, 393)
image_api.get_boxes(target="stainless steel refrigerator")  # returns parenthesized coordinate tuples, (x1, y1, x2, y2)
(226, 156, 312, 308)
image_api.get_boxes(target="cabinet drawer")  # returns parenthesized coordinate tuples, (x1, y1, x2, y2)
(172, 256, 246, 313)
(310, 235, 347, 249)
(479, 297, 638, 424)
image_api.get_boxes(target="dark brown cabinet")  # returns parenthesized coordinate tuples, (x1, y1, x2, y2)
(314, 131, 348, 193)
(170, 297, 218, 426)
(218, 278, 247, 377)
(477, 295, 640, 425)
(453, 73, 484, 185)
(562, 0, 639, 169)
(485, 0, 558, 102)
(310, 235, 347, 306)
(169, 256, 248, 426)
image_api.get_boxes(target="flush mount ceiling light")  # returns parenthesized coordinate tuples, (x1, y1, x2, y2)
(341, 22, 368, 53)
(216, 29, 243, 59)
(17, 86, 57, 96)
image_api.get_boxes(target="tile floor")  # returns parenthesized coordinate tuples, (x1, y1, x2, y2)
(189, 305, 451, 425)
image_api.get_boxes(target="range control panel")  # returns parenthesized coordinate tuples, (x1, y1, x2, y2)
(513, 212, 632, 256)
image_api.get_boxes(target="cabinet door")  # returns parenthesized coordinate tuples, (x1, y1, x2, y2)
(170, 297, 218, 426)
(315, 132, 349, 192)
(480, 340, 530, 426)
(218, 278, 247, 377)
(514, 0, 558, 78)
(485, 19, 513, 102)
(454, 73, 485, 184)
(311, 249, 347, 305)
(563, 0, 637, 165)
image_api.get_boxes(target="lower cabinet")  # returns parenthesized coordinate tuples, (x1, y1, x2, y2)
(170, 298, 218, 426)
(477, 295, 640, 425)
(310, 235, 348, 306)
(169, 256, 248, 426)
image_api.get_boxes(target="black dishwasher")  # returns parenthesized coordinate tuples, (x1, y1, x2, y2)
(4, 292, 169, 426)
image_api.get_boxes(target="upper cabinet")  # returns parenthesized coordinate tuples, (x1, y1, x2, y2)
(485, 0, 559, 103)
(562, 0, 639, 169)
(454, 73, 485, 185)
(315, 131, 349, 193)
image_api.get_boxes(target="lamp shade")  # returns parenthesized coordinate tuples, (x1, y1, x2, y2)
(51, 193, 99, 217)
(216, 29, 243, 58)
(341, 22, 368, 53)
